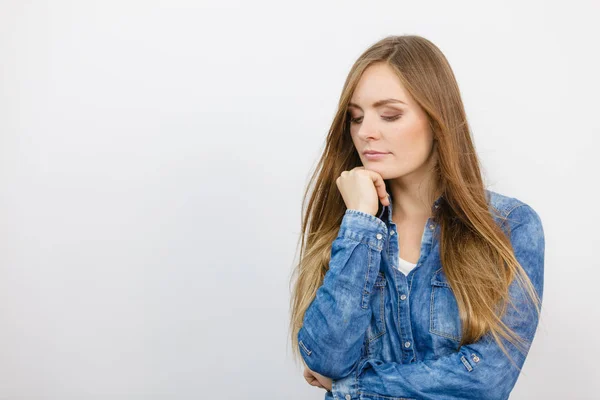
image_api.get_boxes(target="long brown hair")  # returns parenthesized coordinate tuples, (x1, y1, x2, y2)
(288, 34, 541, 373)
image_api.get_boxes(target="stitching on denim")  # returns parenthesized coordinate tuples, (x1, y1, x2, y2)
(345, 209, 388, 231)
(430, 282, 435, 338)
(431, 268, 451, 288)
(340, 230, 382, 251)
(367, 275, 387, 343)
(408, 268, 414, 294)
(299, 340, 312, 356)
(342, 209, 387, 251)
(374, 271, 387, 287)
(500, 203, 527, 231)
(397, 268, 403, 339)
(334, 372, 360, 400)
(361, 245, 372, 310)
(379, 285, 385, 328)
(357, 391, 416, 400)
(461, 355, 474, 372)
(430, 328, 461, 342)
(429, 285, 461, 342)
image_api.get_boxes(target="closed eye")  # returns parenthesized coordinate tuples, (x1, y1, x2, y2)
(349, 115, 402, 124)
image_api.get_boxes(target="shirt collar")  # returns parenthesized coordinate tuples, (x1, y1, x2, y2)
(378, 192, 444, 223)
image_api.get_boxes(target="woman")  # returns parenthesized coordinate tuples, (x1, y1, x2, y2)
(288, 35, 544, 400)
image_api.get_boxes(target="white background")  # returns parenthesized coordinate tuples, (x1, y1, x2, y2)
(1, 1, 598, 399)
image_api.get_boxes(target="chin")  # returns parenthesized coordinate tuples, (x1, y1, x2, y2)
(363, 165, 390, 177)
(378, 167, 409, 180)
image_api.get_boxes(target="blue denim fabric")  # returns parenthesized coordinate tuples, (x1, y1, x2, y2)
(298, 189, 544, 400)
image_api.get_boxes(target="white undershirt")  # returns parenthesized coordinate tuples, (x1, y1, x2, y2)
(396, 256, 418, 276)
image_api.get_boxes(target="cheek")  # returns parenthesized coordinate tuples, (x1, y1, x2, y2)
(391, 119, 431, 152)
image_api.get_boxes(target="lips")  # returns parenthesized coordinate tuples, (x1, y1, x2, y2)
(363, 150, 389, 155)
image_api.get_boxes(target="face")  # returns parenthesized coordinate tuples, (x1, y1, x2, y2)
(347, 62, 437, 182)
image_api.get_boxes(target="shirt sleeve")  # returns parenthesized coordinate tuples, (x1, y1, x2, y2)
(332, 204, 545, 400)
(297, 209, 388, 380)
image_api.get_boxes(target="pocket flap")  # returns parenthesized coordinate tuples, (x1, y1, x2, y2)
(431, 268, 451, 287)
(374, 271, 387, 287)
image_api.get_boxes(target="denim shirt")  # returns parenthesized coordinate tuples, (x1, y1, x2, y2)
(297, 189, 544, 400)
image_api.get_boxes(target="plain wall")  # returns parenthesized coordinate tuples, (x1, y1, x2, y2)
(0, 0, 598, 399)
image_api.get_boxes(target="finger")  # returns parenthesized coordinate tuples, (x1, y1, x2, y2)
(307, 377, 324, 388)
(366, 170, 389, 206)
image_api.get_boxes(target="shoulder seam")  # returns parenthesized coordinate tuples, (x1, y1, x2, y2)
(500, 203, 529, 231)
(505, 203, 535, 234)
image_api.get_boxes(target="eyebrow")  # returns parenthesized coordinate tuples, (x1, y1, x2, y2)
(347, 98, 407, 110)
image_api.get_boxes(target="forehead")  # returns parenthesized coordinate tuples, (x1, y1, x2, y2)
(350, 63, 409, 106)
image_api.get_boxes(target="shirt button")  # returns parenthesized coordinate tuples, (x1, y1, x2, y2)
(390, 230, 395, 235)
(472, 354, 480, 363)
(404, 341, 411, 348)
(400, 294, 407, 300)
(345, 395, 352, 400)
(429, 224, 435, 230)
(376, 233, 383, 240)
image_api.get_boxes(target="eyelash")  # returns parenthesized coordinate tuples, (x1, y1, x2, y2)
(348, 115, 401, 124)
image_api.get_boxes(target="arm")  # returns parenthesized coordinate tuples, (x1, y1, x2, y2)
(297, 209, 388, 380)
(332, 204, 545, 400)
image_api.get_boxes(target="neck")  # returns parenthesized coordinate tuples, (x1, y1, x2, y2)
(390, 187, 440, 222)
(388, 167, 441, 221)
(387, 156, 441, 222)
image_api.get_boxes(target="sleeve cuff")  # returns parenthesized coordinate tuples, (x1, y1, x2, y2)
(338, 209, 388, 251)
(332, 372, 359, 400)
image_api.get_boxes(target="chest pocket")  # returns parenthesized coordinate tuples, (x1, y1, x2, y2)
(429, 268, 463, 342)
(366, 271, 388, 343)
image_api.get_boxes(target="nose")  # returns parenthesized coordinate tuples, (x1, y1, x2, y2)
(356, 114, 382, 141)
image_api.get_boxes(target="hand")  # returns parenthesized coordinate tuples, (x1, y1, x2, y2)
(303, 366, 333, 391)
(336, 166, 390, 216)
